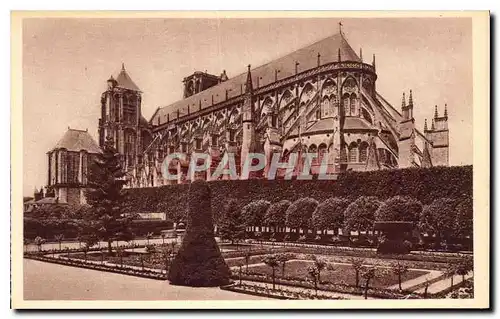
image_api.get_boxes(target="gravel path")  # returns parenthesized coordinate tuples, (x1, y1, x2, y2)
(23, 259, 268, 300)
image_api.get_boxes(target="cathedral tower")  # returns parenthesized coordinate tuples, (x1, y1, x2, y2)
(240, 65, 256, 177)
(397, 90, 416, 168)
(98, 63, 143, 169)
(426, 104, 450, 166)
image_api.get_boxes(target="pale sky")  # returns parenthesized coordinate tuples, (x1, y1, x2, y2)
(23, 17, 473, 196)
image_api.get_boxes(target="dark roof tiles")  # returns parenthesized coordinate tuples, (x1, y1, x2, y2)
(51, 128, 101, 153)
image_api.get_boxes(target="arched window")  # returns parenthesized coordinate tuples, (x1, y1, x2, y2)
(331, 95, 338, 117)
(318, 143, 328, 164)
(350, 94, 357, 116)
(359, 142, 369, 162)
(343, 93, 350, 116)
(340, 145, 348, 162)
(321, 97, 330, 118)
(348, 142, 358, 162)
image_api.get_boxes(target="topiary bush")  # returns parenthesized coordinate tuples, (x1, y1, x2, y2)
(167, 180, 230, 287)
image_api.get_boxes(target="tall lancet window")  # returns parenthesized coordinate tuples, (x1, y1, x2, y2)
(350, 94, 357, 116)
(343, 93, 350, 116)
(348, 142, 358, 162)
(359, 142, 369, 162)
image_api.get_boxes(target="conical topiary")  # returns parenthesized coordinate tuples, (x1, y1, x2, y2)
(167, 180, 231, 286)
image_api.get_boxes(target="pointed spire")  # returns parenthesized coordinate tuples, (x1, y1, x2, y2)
(408, 89, 413, 107)
(360, 48, 363, 62)
(338, 48, 341, 62)
(444, 103, 448, 118)
(339, 21, 343, 35)
(244, 64, 253, 93)
(121, 62, 125, 71)
(431, 118, 435, 130)
(372, 54, 376, 69)
(434, 105, 439, 118)
(401, 92, 406, 110)
(424, 118, 428, 131)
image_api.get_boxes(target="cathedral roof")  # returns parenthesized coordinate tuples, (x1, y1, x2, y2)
(152, 32, 361, 125)
(116, 64, 141, 92)
(51, 128, 101, 154)
(306, 117, 336, 133)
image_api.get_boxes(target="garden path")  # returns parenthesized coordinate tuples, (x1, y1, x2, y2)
(414, 273, 473, 294)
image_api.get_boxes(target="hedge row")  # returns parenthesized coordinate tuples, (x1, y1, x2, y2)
(24, 218, 174, 240)
(123, 166, 472, 221)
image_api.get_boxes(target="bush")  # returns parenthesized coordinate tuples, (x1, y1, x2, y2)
(377, 239, 412, 255)
(167, 181, 231, 287)
(375, 196, 422, 224)
(312, 197, 350, 235)
(286, 197, 318, 232)
(344, 196, 381, 233)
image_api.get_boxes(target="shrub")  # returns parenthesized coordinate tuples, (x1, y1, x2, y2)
(167, 181, 231, 287)
(344, 196, 381, 233)
(264, 200, 291, 232)
(375, 196, 422, 224)
(420, 198, 461, 244)
(241, 200, 271, 230)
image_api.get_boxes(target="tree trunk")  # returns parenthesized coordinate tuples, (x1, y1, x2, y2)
(272, 268, 276, 290)
(462, 275, 465, 286)
(314, 278, 318, 297)
(398, 274, 402, 290)
(282, 263, 286, 277)
(59, 242, 62, 251)
(355, 271, 359, 287)
(451, 276, 454, 288)
(364, 279, 370, 300)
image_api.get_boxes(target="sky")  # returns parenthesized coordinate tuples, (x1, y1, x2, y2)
(22, 17, 473, 196)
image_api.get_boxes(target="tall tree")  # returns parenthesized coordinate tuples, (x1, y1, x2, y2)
(375, 196, 422, 224)
(85, 136, 130, 254)
(286, 197, 318, 234)
(419, 198, 459, 245)
(218, 199, 246, 244)
(312, 197, 350, 235)
(344, 196, 380, 234)
(241, 200, 271, 232)
(264, 200, 290, 233)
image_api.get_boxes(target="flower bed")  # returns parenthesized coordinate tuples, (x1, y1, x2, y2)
(24, 254, 167, 280)
(221, 283, 346, 300)
(245, 260, 428, 289)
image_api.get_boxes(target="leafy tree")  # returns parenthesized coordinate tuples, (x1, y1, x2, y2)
(146, 232, 154, 245)
(307, 265, 320, 297)
(34, 236, 45, 252)
(455, 255, 473, 285)
(420, 198, 459, 244)
(115, 246, 125, 267)
(54, 234, 64, 251)
(263, 255, 280, 290)
(390, 260, 409, 290)
(241, 200, 271, 231)
(312, 197, 350, 235)
(276, 252, 293, 277)
(444, 262, 457, 288)
(361, 266, 376, 300)
(349, 257, 365, 287)
(244, 252, 251, 273)
(286, 197, 318, 234)
(375, 196, 422, 224)
(218, 199, 246, 244)
(161, 233, 166, 245)
(264, 200, 291, 233)
(454, 195, 473, 239)
(312, 256, 327, 282)
(85, 136, 130, 254)
(344, 196, 381, 234)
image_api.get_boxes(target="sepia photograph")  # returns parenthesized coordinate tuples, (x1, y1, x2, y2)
(10, 11, 490, 309)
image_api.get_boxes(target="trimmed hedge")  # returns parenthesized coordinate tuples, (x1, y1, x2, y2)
(24, 218, 173, 240)
(123, 166, 472, 221)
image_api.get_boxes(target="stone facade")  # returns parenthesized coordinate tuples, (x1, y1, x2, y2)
(97, 31, 450, 188)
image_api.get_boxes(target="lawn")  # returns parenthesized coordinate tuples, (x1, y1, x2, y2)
(247, 260, 429, 289)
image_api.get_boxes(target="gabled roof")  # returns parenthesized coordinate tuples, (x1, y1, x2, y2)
(51, 128, 101, 154)
(116, 64, 141, 92)
(151, 32, 361, 125)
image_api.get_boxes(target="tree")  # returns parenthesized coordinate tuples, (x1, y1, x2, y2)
(244, 252, 251, 273)
(344, 196, 380, 234)
(444, 262, 457, 289)
(146, 232, 154, 245)
(307, 266, 320, 297)
(390, 260, 409, 290)
(286, 197, 318, 234)
(276, 252, 293, 277)
(161, 233, 166, 245)
(115, 246, 125, 267)
(54, 234, 64, 251)
(264, 200, 290, 233)
(312, 256, 327, 283)
(34, 236, 45, 252)
(375, 196, 422, 224)
(361, 266, 376, 300)
(241, 200, 271, 231)
(420, 198, 459, 245)
(349, 257, 365, 287)
(85, 136, 130, 254)
(454, 195, 473, 239)
(312, 197, 350, 235)
(455, 255, 473, 285)
(168, 180, 230, 287)
(218, 199, 246, 244)
(263, 255, 280, 290)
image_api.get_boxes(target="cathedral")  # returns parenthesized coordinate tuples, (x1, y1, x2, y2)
(93, 29, 449, 188)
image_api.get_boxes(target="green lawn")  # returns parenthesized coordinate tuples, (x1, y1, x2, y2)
(247, 260, 429, 288)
